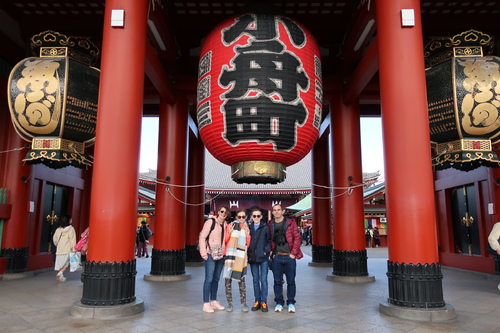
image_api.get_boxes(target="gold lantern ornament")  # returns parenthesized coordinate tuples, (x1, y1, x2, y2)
(425, 30, 500, 171)
(7, 30, 100, 169)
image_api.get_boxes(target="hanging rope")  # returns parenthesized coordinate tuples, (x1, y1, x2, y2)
(0, 145, 30, 154)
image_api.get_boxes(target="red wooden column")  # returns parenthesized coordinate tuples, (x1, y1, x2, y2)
(185, 132, 205, 263)
(329, 94, 372, 282)
(376, 0, 453, 317)
(0, 121, 31, 275)
(80, 0, 148, 308)
(148, 95, 189, 280)
(310, 132, 332, 264)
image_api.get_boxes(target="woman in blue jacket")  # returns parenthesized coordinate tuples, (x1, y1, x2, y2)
(247, 208, 271, 312)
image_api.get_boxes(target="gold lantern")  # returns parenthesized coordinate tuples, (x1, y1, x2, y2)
(425, 30, 500, 171)
(7, 30, 100, 169)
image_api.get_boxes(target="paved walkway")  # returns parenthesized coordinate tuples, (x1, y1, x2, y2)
(1, 247, 499, 332)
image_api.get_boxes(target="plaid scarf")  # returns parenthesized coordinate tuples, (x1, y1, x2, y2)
(223, 227, 248, 281)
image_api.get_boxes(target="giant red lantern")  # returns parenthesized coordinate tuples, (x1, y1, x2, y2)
(197, 13, 322, 183)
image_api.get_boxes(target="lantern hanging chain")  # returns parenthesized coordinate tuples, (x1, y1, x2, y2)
(0, 144, 30, 154)
(311, 182, 367, 190)
(165, 186, 225, 206)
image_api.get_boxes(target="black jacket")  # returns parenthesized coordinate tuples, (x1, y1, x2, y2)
(248, 221, 271, 263)
(137, 226, 151, 242)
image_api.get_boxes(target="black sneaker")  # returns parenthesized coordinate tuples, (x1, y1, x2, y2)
(261, 302, 268, 312)
(251, 301, 261, 311)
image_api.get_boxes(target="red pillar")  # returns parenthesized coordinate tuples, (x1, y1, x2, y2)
(310, 132, 332, 263)
(0, 121, 31, 274)
(376, 0, 448, 310)
(330, 94, 370, 279)
(81, 0, 148, 306)
(185, 132, 205, 263)
(150, 95, 189, 276)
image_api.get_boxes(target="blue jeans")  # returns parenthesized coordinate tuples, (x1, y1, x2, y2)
(203, 254, 224, 303)
(250, 260, 269, 303)
(271, 254, 297, 305)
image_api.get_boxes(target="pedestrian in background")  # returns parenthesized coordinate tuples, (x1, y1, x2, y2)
(53, 215, 76, 283)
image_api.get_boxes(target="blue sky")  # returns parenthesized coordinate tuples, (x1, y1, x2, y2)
(139, 117, 385, 178)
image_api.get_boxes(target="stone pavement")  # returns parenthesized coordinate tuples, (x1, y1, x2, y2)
(1, 246, 499, 333)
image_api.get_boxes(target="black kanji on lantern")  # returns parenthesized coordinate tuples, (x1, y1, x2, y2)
(219, 13, 309, 152)
(224, 96, 306, 151)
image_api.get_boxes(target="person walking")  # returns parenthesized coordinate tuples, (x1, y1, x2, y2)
(248, 208, 271, 312)
(136, 221, 152, 258)
(223, 209, 251, 312)
(488, 222, 500, 290)
(268, 204, 303, 313)
(373, 227, 381, 247)
(199, 206, 229, 313)
(74, 226, 89, 262)
(365, 228, 372, 248)
(53, 215, 77, 283)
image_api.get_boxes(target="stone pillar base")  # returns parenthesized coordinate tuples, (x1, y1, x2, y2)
(379, 302, 456, 322)
(144, 273, 191, 282)
(71, 298, 145, 319)
(0, 272, 34, 280)
(185, 262, 204, 267)
(326, 274, 375, 283)
(308, 262, 332, 267)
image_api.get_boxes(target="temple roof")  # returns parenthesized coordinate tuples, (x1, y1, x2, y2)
(139, 150, 312, 195)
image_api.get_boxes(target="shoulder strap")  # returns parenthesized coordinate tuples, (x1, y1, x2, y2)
(205, 218, 216, 242)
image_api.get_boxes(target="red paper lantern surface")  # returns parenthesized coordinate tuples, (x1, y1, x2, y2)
(197, 13, 322, 170)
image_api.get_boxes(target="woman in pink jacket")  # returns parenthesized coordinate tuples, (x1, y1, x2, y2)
(199, 205, 229, 313)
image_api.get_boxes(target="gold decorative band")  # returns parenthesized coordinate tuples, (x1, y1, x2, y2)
(31, 137, 85, 154)
(435, 139, 491, 155)
(453, 46, 482, 58)
(40, 46, 68, 58)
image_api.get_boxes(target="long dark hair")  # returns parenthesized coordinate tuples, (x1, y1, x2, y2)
(59, 215, 72, 228)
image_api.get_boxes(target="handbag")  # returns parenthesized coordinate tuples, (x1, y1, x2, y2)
(74, 233, 88, 252)
(69, 252, 82, 272)
(209, 221, 225, 260)
(247, 227, 263, 263)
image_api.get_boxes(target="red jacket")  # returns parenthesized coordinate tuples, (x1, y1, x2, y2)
(268, 218, 303, 259)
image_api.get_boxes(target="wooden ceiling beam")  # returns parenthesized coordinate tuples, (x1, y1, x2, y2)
(144, 41, 175, 104)
(343, 37, 379, 105)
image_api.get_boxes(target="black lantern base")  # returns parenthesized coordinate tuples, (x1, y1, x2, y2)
(332, 249, 368, 276)
(1, 247, 28, 273)
(387, 261, 445, 308)
(311, 244, 332, 263)
(185, 244, 203, 263)
(231, 161, 286, 184)
(81, 260, 137, 306)
(150, 249, 186, 275)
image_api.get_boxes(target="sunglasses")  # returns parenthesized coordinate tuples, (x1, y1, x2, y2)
(237, 215, 246, 219)
(219, 210, 227, 214)
(252, 214, 262, 218)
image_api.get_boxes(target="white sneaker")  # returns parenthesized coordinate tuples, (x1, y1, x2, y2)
(274, 304, 283, 312)
(59, 275, 66, 282)
(288, 304, 296, 313)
